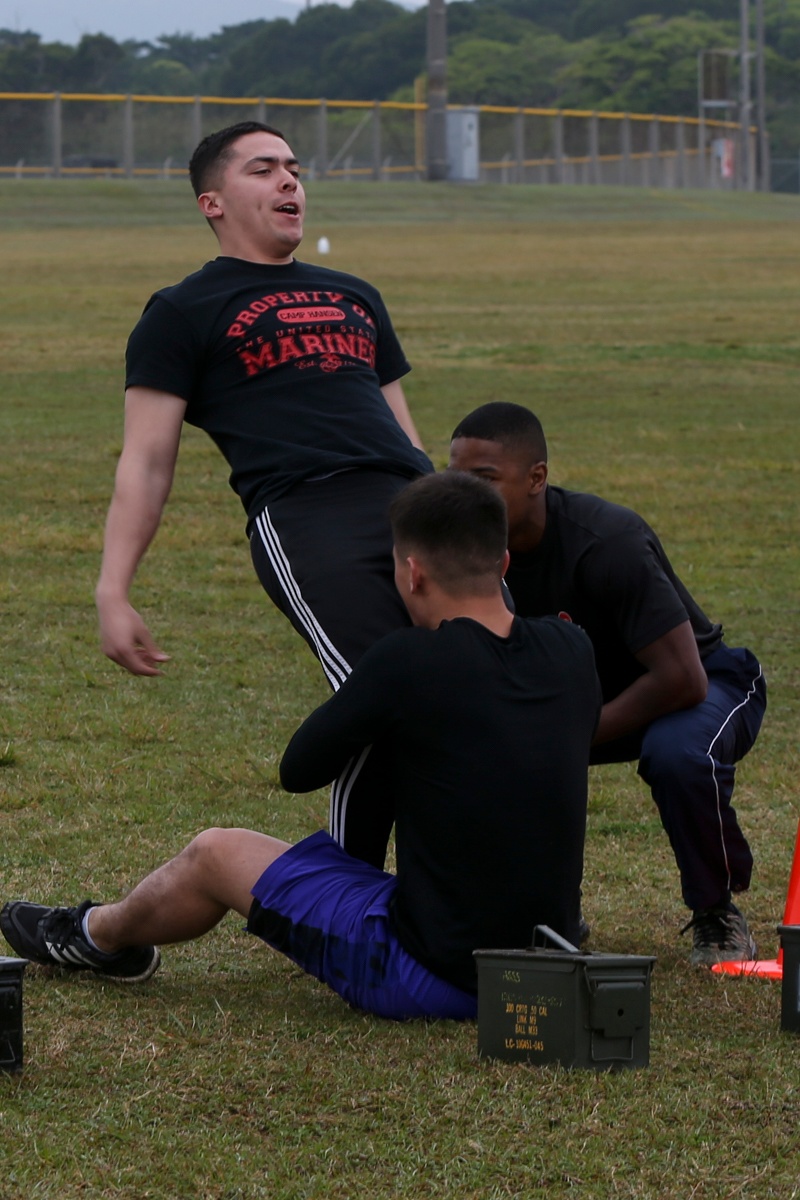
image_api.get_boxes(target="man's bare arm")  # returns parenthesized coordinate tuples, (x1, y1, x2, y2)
(95, 387, 187, 676)
(381, 379, 425, 451)
(593, 621, 708, 745)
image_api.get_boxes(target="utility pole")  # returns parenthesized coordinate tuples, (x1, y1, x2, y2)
(739, 0, 753, 190)
(755, 0, 769, 190)
(426, 0, 447, 181)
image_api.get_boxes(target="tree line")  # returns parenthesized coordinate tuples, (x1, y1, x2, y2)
(2, 0, 800, 156)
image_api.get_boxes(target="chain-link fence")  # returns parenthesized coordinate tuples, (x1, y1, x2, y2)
(770, 158, 800, 193)
(0, 92, 755, 189)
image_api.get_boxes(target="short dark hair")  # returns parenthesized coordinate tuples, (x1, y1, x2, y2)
(451, 402, 548, 464)
(188, 121, 287, 197)
(389, 472, 508, 597)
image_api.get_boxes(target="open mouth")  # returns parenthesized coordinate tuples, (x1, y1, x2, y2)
(276, 202, 300, 215)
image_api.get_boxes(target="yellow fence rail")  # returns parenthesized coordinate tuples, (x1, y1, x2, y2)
(0, 92, 756, 189)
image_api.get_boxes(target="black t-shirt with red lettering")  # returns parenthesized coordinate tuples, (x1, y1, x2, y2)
(126, 256, 432, 517)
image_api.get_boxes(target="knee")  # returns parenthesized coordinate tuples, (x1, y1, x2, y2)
(181, 828, 231, 872)
(638, 729, 698, 789)
(639, 726, 733, 804)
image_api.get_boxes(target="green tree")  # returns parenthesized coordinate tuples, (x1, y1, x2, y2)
(319, 11, 427, 99)
(765, 0, 800, 60)
(570, 0, 734, 39)
(213, 0, 425, 99)
(132, 58, 195, 95)
(0, 31, 72, 90)
(1, 1, 800, 159)
(446, 0, 581, 40)
(559, 13, 737, 114)
(62, 34, 129, 91)
(448, 30, 575, 107)
(214, 19, 314, 96)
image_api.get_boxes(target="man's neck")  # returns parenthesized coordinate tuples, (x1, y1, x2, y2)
(218, 248, 296, 266)
(428, 594, 514, 638)
(214, 231, 299, 266)
(509, 487, 548, 555)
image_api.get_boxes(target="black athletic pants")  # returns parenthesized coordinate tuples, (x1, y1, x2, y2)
(249, 468, 421, 867)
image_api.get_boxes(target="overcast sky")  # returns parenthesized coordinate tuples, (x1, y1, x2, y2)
(0, 0, 424, 45)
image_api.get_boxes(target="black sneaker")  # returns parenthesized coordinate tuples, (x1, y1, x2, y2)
(0, 899, 160, 983)
(681, 902, 757, 967)
(578, 912, 591, 945)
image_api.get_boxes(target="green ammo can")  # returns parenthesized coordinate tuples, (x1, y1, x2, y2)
(474, 926, 656, 1070)
(0, 956, 28, 1073)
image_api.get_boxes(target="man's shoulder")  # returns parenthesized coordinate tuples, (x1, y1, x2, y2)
(359, 624, 436, 666)
(546, 486, 653, 555)
(549, 485, 644, 531)
(290, 258, 384, 300)
(383, 616, 593, 664)
(343, 626, 440, 696)
(356, 620, 505, 678)
(143, 258, 230, 311)
(515, 612, 595, 658)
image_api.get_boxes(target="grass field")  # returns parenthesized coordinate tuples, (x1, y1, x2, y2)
(1, 179, 799, 1199)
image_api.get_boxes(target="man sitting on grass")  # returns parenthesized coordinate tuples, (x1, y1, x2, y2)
(449, 402, 767, 967)
(2, 473, 600, 1020)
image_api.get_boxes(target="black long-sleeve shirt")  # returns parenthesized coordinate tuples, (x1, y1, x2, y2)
(281, 615, 601, 991)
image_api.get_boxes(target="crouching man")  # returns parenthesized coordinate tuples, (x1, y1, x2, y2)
(2, 473, 600, 1020)
(449, 402, 767, 967)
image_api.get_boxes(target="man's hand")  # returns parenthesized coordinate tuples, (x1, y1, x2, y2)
(95, 388, 186, 677)
(97, 595, 170, 676)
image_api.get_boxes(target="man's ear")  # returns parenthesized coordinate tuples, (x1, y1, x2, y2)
(407, 554, 426, 595)
(528, 461, 548, 497)
(500, 548, 510, 578)
(197, 191, 222, 220)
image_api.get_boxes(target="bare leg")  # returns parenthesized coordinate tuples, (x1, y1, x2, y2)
(87, 828, 291, 954)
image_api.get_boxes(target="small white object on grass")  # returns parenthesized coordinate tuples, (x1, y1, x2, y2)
(317, 236, 330, 254)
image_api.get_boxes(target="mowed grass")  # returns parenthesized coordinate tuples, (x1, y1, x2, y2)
(1, 179, 799, 1199)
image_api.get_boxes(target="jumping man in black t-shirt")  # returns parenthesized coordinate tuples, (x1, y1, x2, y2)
(95, 121, 432, 865)
(6, 473, 600, 1018)
(449, 402, 767, 968)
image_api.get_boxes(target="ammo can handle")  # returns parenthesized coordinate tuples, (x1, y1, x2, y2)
(531, 925, 580, 954)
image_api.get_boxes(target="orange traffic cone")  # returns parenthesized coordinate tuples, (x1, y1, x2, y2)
(712, 819, 800, 978)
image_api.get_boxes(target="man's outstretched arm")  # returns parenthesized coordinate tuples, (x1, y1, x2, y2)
(95, 387, 187, 676)
(593, 620, 708, 746)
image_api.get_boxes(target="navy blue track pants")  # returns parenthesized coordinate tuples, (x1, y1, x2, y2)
(592, 643, 766, 911)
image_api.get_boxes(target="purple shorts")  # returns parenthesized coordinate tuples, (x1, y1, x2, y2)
(247, 830, 476, 1021)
